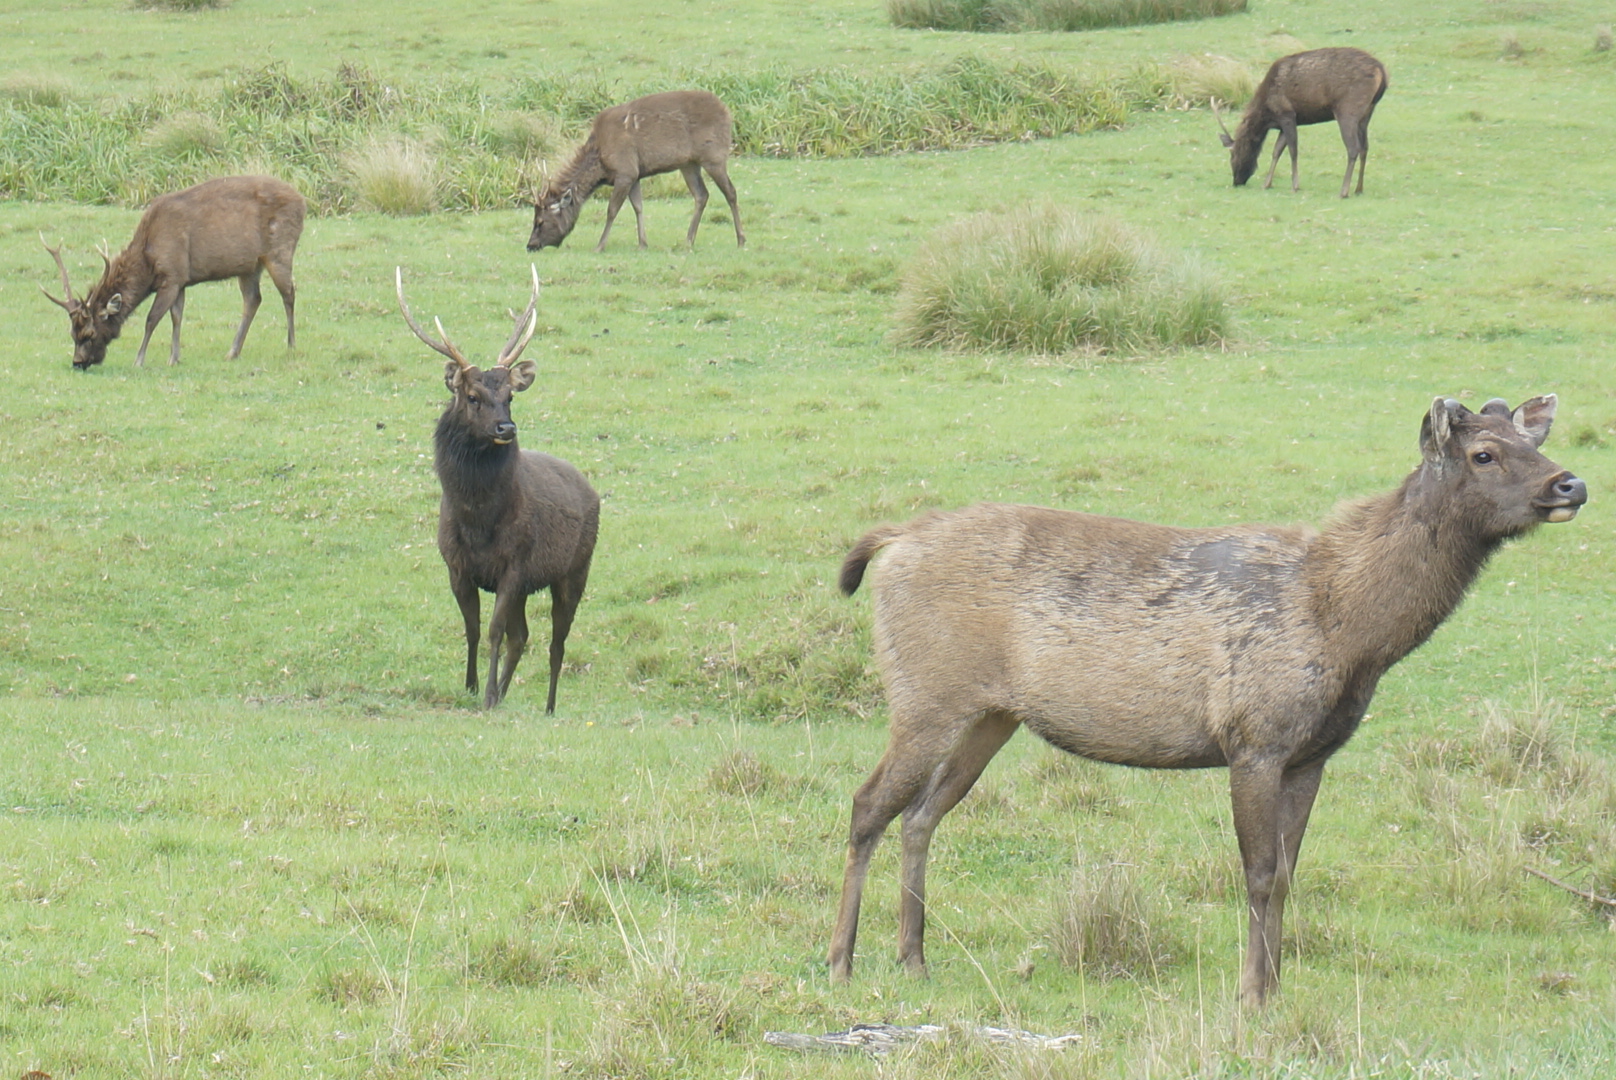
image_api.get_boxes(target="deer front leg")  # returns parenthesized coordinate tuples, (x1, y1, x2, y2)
(596, 179, 634, 252)
(449, 571, 481, 697)
(136, 283, 183, 367)
(1229, 756, 1325, 1008)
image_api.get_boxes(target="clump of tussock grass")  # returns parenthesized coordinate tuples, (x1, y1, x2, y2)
(141, 111, 225, 160)
(1597, 25, 1613, 52)
(346, 135, 440, 215)
(0, 74, 74, 108)
(888, 0, 1247, 33)
(482, 109, 567, 162)
(707, 748, 783, 795)
(1500, 31, 1526, 60)
(1048, 861, 1177, 977)
(467, 935, 580, 988)
(133, 0, 227, 9)
(1165, 52, 1257, 109)
(895, 205, 1229, 357)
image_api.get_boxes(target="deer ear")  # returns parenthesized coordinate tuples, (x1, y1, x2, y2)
(1420, 397, 1461, 461)
(1511, 394, 1556, 447)
(100, 293, 123, 317)
(443, 360, 465, 391)
(508, 360, 537, 392)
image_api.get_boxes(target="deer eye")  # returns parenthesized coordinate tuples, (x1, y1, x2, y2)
(1472, 451, 1494, 465)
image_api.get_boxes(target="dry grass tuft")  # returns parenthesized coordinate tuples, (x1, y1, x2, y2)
(895, 204, 1228, 357)
(346, 135, 440, 215)
(1048, 861, 1177, 978)
(1167, 53, 1257, 108)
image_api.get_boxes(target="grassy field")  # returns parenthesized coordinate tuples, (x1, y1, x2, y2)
(2, 0, 1615, 1077)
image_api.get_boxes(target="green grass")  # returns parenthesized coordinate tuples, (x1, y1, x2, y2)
(888, 0, 1248, 33)
(894, 205, 1229, 354)
(2, 0, 1616, 1076)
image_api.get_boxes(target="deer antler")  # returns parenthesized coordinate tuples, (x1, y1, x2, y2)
(395, 267, 472, 370)
(1211, 97, 1233, 139)
(496, 264, 542, 368)
(39, 233, 77, 310)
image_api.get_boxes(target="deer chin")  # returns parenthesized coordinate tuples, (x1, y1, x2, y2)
(492, 437, 514, 446)
(1544, 506, 1579, 523)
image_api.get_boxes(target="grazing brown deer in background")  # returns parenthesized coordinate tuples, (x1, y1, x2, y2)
(829, 395, 1585, 1009)
(527, 89, 745, 252)
(42, 175, 305, 369)
(1214, 47, 1388, 198)
(397, 267, 600, 713)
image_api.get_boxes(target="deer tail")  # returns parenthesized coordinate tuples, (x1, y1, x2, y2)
(839, 525, 905, 596)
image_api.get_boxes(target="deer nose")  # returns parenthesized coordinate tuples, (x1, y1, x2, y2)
(492, 421, 517, 444)
(1555, 475, 1588, 506)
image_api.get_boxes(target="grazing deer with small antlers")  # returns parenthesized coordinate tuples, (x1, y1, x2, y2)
(830, 395, 1585, 1009)
(1214, 47, 1388, 198)
(527, 89, 745, 253)
(42, 175, 304, 369)
(397, 267, 600, 712)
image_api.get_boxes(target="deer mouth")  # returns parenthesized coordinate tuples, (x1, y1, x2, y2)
(1534, 475, 1587, 523)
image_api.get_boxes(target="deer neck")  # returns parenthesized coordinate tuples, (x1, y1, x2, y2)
(433, 414, 520, 512)
(555, 138, 610, 204)
(1308, 469, 1501, 673)
(87, 247, 156, 325)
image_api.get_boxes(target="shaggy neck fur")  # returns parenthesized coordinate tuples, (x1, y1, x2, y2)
(543, 137, 610, 234)
(434, 408, 519, 512)
(1308, 465, 1509, 673)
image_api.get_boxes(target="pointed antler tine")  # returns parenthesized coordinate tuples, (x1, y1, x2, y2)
(1211, 97, 1233, 137)
(432, 317, 471, 368)
(40, 231, 76, 305)
(497, 264, 542, 368)
(396, 266, 471, 369)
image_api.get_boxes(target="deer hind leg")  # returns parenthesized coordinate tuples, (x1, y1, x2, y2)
(1229, 756, 1324, 1008)
(829, 740, 936, 983)
(543, 567, 589, 715)
(705, 160, 745, 248)
(680, 164, 709, 248)
(229, 268, 264, 360)
(450, 571, 481, 697)
(895, 709, 1020, 976)
(264, 254, 296, 348)
(596, 178, 636, 252)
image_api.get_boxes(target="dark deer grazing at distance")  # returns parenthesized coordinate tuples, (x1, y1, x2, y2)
(527, 89, 744, 253)
(397, 267, 600, 712)
(1214, 47, 1388, 198)
(830, 395, 1585, 1009)
(42, 175, 305, 369)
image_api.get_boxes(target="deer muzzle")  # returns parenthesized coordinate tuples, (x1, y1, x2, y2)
(1536, 473, 1587, 523)
(492, 421, 517, 445)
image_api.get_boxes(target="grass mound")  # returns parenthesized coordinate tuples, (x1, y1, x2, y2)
(345, 135, 440, 216)
(889, 0, 1247, 33)
(894, 204, 1229, 356)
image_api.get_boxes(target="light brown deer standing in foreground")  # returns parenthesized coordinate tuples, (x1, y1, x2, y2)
(1214, 47, 1388, 198)
(527, 89, 745, 253)
(42, 175, 305, 369)
(830, 395, 1586, 1009)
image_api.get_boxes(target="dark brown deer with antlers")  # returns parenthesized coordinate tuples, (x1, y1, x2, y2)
(397, 267, 600, 712)
(1215, 47, 1388, 198)
(42, 175, 305, 369)
(830, 395, 1585, 1009)
(527, 89, 745, 253)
